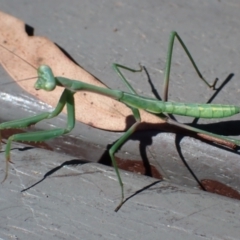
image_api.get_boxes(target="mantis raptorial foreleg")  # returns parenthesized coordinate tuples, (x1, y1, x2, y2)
(1, 89, 75, 182)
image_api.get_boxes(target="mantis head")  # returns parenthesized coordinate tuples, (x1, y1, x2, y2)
(34, 65, 56, 91)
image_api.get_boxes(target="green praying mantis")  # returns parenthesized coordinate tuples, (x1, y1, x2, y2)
(1, 31, 240, 211)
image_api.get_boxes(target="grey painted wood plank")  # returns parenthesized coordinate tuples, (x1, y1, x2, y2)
(0, 144, 239, 240)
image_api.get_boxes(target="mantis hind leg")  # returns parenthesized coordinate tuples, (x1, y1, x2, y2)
(1, 89, 75, 182)
(162, 32, 240, 148)
(163, 31, 218, 101)
(165, 117, 240, 148)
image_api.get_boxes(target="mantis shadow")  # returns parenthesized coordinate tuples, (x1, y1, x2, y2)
(115, 180, 162, 212)
(21, 159, 90, 192)
(143, 67, 239, 189)
(98, 129, 164, 179)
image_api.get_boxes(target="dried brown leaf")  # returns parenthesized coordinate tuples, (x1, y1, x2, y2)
(0, 11, 165, 131)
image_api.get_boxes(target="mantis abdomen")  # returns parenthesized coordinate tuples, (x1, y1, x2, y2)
(120, 93, 240, 118)
(160, 102, 240, 118)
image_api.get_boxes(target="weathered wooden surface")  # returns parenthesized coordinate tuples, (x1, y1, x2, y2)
(0, 144, 239, 240)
